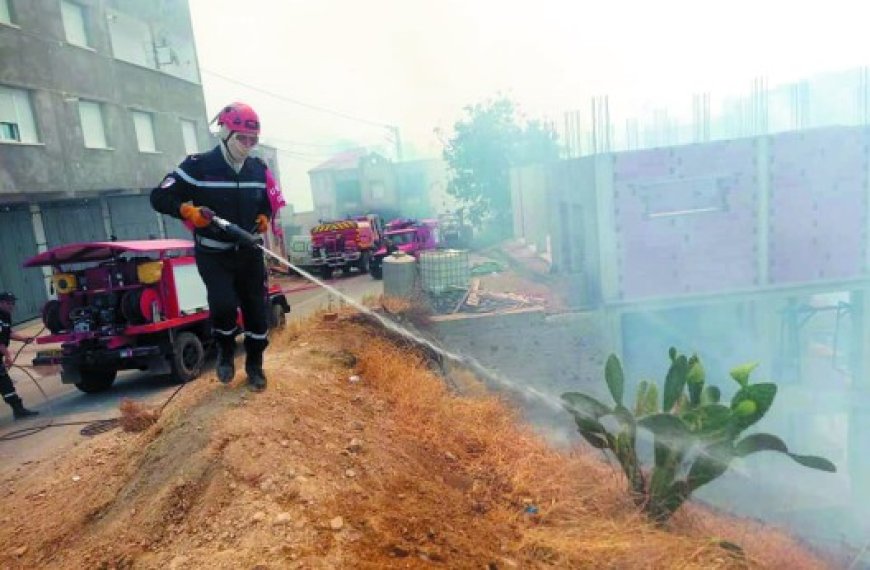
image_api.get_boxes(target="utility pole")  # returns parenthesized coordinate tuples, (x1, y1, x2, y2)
(388, 125, 403, 161)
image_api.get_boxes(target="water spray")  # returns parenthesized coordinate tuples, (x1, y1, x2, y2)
(211, 216, 755, 478)
(210, 215, 565, 411)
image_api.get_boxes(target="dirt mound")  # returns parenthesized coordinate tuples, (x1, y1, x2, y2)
(0, 314, 837, 569)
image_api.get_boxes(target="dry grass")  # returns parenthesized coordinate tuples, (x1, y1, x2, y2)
(0, 312, 838, 569)
(379, 293, 434, 329)
(337, 320, 834, 569)
(118, 398, 160, 432)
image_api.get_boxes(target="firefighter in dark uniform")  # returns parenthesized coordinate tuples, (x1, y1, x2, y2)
(0, 292, 39, 419)
(150, 102, 272, 391)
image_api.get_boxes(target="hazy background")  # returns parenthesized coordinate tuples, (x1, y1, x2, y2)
(186, 2, 870, 555)
(188, 0, 870, 211)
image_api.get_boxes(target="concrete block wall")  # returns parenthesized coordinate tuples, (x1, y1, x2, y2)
(512, 125, 870, 307)
(430, 309, 613, 417)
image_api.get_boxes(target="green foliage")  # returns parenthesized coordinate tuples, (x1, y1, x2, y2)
(604, 354, 625, 407)
(729, 361, 759, 387)
(634, 381, 659, 416)
(442, 97, 559, 229)
(561, 348, 836, 524)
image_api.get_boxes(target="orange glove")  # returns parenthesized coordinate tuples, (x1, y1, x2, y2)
(254, 214, 269, 234)
(179, 203, 214, 229)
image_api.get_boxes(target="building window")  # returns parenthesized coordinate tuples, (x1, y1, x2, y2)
(61, 1, 90, 48)
(132, 111, 156, 152)
(108, 11, 155, 68)
(181, 119, 197, 154)
(77, 100, 108, 148)
(0, 85, 39, 143)
(0, 0, 13, 25)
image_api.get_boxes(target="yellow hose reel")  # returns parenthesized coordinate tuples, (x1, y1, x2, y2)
(136, 261, 164, 285)
(52, 273, 77, 294)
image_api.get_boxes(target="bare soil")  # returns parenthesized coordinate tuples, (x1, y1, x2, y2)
(0, 313, 839, 569)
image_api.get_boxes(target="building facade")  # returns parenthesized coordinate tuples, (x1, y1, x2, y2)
(511, 125, 870, 531)
(0, 0, 210, 321)
(307, 148, 454, 223)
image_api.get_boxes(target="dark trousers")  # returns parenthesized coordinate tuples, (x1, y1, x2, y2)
(195, 248, 269, 356)
(0, 366, 23, 409)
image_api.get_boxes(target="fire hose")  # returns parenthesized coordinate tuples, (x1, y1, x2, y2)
(210, 215, 561, 409)
(0, 215, 559, 443)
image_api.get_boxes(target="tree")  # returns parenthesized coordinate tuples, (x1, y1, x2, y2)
(442, 97, 559, 231)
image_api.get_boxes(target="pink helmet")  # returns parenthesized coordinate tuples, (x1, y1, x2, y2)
(216, 102, 260, 135)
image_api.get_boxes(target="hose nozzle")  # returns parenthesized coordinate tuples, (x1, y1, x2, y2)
(211, 215, 260, 246)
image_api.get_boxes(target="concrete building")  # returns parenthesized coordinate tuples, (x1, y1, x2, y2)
(284, 210, 319, 238)
(0, 0, 210, 321)
(510, 126, 870, 536)
(307, 148, 454, 222)
(252, 143, 280, 181)
(394, 158, 452, 219)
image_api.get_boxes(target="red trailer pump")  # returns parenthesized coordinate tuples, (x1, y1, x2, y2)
(25, 239, 289, 393)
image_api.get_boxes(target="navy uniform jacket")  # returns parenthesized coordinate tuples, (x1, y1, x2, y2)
(0, 308, 11, 374)
(150, 145, 272, 248)
(0, 309, 10, 348)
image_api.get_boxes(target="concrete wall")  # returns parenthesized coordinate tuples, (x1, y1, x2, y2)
(510, 164, 549, 252)
(310, 154, 453, 221)
(0, 0, 209, 199)
(431, 309, 612, 409)
(309, 171, 337, 220)
(287, 210, 320, 235)
(395, 158, 454, 218)
(511, 157, 604, 307)
(0, 0, 208, 320)
(254, 144, 280, 180)
(513, 125, 870, 307)
(768, 128, 869, 284)
(358, 153, 397, 214)
(612, 139, 759, 299)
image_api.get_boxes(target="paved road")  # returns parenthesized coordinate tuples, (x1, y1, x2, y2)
(0, 272, 382, 472)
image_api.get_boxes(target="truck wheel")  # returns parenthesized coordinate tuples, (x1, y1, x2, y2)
(269, 302, 287, 330)
(170, 331, 205, 383)
(321, 265, 333, 280)
(357, 252, 371, 274)
(73, 365, 117, 394)
(370, 263, 383, 280)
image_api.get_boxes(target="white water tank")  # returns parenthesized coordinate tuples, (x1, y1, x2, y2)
(383, 252, 417, 298)
(419, 250, 470, 293)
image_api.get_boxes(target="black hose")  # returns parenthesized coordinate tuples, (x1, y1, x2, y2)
(211, 215, 260, 246)
(0, 326, 187, 442)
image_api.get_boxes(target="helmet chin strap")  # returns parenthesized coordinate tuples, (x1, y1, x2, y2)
(222, 133, 242, 163)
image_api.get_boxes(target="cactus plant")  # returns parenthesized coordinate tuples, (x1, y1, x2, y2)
(561, 349, 836, 523)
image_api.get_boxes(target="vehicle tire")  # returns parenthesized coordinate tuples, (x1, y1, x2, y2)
(370, 262, 383, 280)
(42, 299, 65, 334)
(73, 365, 117, 394)
(357, 251, 371, 274)
(170, 331, 205, 383)
(321, 265, 333, 280)
(269, 302, 287, 330)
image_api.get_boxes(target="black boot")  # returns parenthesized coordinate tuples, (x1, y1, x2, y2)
(244, 336, 268, 392)
(245, 351, 267, 392)
(8, 396, 38, 420)
(215, 338, 236, 384)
